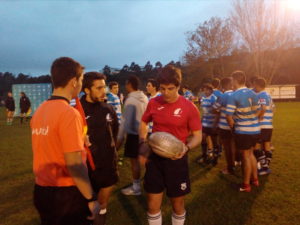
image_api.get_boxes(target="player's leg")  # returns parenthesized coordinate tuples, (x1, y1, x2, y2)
(198, 132, 208, 163)
(94, 186, 114, 225)
(122, 134, 141, 195)
(170, 196, 186, 225)
(147, 193, 163, 225)
(221, 135, 234, 174)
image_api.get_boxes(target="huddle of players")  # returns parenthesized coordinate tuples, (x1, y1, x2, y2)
(197, 72, 274, 192)
(31, 57, 202, 225)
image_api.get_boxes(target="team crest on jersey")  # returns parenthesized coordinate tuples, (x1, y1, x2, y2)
(173, 108, 183, 117)
(181, 182, 187, 191)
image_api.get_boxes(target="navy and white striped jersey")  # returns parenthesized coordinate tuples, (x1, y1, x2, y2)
(148, 92, 161, 133)
(257, 91, 274, 129)
(106, 92, 122, 123)
(225, 87, 260, 135)
(201, 94, 217, 128)
(213, 90, 234, 130)
(184, 90, 194, 101)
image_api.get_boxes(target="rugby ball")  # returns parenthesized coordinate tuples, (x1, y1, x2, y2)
(148, 132, 185, 158)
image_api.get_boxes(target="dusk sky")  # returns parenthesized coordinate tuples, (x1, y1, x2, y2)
(0, 0, 230, 76)
(1, 0, 298, 76)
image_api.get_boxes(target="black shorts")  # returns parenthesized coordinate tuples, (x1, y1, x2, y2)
(6, 107, 15, 112)
(202, 127, 217, 136)
(259, 129, 273, 142)
(89, 168, 119, 192)
(20, 108, 29, 114)
(124, 134, 139, 158)
(144, 154, 190, 198)
(219, 129, 233, 139)
(34, 184, 90, 225)
(235, 134, 259, 150)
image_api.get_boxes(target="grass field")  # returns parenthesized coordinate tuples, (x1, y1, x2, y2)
(0, 102, 300, 225)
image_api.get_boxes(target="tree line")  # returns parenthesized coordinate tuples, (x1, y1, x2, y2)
(1, 0, 299, 97)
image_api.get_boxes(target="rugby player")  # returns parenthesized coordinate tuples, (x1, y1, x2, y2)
(117, 75, 148, 195)
(139, 65, 202, 225)
(213, 77, 236, 174)
(5, 91, 15, 125)
(226, 71, 260, 192)
(199, 83, 218, 165)
(146, 78, 160, 134)
(106, 81, 122, 124)
(19, 92, 31, 124)
(253, 78, 273, 175)
(81, 72, 119, 225)
(31, 57, 99, 225)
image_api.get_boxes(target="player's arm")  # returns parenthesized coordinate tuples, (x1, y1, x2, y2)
(64, 151, 99, 219)
(226, 115, 234, 129)
(186, 130, 202, 150)
(257, 104, 266, 121)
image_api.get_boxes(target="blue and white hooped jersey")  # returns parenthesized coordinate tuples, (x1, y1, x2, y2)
(213, 89, 222, 100)
(213, 90, 234, 130)
(148, 92, 161, 133)
(201, 94, 217, 128)
(184, 90, 194, 101)
(257, 91, 274, 129)
(106, 92, 122, 123)
(225, 87, 260, 135)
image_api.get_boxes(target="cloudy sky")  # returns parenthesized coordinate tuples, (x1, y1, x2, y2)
(0, 0, 232, 76)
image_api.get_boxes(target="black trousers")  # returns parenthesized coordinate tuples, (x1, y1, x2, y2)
(34, 184, 91, 225)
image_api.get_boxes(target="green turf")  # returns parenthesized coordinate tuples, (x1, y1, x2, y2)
(0, 102, 300, 225)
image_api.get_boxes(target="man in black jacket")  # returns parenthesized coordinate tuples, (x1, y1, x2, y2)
(80, 72, 119, 225)
(19, 92, 31, 124)
(5, 91, 15, 125)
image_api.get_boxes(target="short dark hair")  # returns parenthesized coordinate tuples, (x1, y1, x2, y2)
(249, 76, 260, 85)
(182, 84, 189, 89)
(108, 81, 118, 89)
(202, 83, 214, 91)
(82, 72, 106, 92)
(147, 79, 159, 91)
(254, 78, 266, 88)
(221, 77, 232, 89)
(51, 57, 84, 88)
(231, 70, 246, 85)
(157, 65, 182, 87)
(212, 78, 220, 89)
(126, 75, 140, 90)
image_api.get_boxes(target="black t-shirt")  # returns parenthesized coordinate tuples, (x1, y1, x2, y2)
(5, 97, 15, 111)
(80, 96, 119, 169)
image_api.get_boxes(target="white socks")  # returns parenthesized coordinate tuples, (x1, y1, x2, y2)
(172, 211, 186, 225)
(147, 211, 162, 225)
(133, 179, 140, 190)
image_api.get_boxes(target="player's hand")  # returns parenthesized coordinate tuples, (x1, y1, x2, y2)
(87, 200, 100, 220)
(84, 135, 91, 147)
(171, 144, 189, 160)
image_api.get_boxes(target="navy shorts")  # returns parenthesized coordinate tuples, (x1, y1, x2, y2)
(202, 127, 217, 136)
(259, 129, 273, 142)
(144, 154, 190, 198)
(89, 168, 119, 192)
(124, 134, 139, 158)
(235, 134, 259, 150)
(219, 129, 233, 139)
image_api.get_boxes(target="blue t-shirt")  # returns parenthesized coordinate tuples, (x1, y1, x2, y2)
(213, 89, 222, 99)
(225, 87, 260, 135)
(184, 90, 194, 101)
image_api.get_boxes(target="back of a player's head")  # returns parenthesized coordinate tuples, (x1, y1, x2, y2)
(51, 57, 84, 88)
(126, 75, 140, 91)
(231, 70, 246, 85)
(147, 78, 159, 91)
(108, 81, 118, 90)
(202, 83, 214, 91)
(82, 72, 106, 92)
(254, 78, 266, 89)
(212, 78, 220, 89)
(182, 84, 189, 90)
(157, 65, 182, 87)
(249, 76, 260, 85)
(221, 77, 232, 89)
